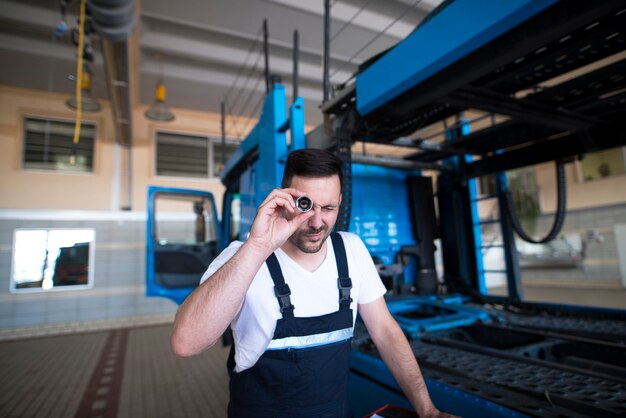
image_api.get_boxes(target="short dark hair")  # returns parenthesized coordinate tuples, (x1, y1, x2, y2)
(281, 149, 343, 188)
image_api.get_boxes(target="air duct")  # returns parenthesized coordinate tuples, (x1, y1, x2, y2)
(87, 0, 136, 210)
(87, 0, 136, 147)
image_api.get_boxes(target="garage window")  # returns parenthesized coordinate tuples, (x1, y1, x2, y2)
(580, 147, 626, 181)
(156, 132, 208, 178)
(23, 116, 95, 173)
(212, 141, 239, 177)
(156, 131, 237, 178)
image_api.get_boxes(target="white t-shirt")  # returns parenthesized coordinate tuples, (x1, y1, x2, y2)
(200, 231, 386, 372)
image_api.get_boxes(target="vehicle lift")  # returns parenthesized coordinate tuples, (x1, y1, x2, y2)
(146, 1, 626, 416)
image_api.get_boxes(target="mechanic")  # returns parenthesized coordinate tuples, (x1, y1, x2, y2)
(172, 148, 457, 418)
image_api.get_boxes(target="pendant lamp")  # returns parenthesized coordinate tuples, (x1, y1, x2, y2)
(145, 77, 175, 122)
(66, 68, 101, 112)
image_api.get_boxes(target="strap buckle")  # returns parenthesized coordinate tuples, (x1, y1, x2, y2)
(274, 283, 291, 298)
(274, 284, 295, 315)
(280, 305, 295, 314)
(338, 277, 353, 304)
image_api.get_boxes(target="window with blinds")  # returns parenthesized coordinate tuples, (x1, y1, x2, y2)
(156, 131, 238, 178)
(212, 141, 239, 177)
(156, 132, 209, 178)
(23, 117, 95, 173)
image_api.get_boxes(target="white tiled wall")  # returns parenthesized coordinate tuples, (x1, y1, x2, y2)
(0, 216, 179, 332)
(520, 203, 626, 283)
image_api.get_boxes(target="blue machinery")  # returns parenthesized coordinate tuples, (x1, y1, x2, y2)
(147, 1, 626, 416)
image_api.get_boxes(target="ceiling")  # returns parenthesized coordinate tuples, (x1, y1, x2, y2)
(0, 0, 443, 137)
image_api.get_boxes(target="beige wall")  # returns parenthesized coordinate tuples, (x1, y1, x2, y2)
(465, 156, 626, 221)
(0, 85, 237, 212)
(3, 85, 625, 214)
(132, 100, 227, 212)
(0, 86, 115, 210)
(536, 160, 626, 213)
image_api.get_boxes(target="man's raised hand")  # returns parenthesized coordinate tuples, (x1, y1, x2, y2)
(246, 188, 313, 256)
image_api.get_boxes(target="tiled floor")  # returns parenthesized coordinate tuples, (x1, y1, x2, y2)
(1, 284, 625, 417)
(118, 326, 229, 418)
(0, 332, 106, 417)
(0, 325, 230, 418)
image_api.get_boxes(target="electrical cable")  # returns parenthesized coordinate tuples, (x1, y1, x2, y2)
(224, 49, 264, 139)
(235, 77, 265, 137)
(222, 23, 264, 139)
(70, 0, 86, 165)
(239, 92, 266, 137)
(330, 0, 374, 42)
(228, 52, 263, 114)
(223, 24, 263, 103)
(226, 74, 264, 140)
(223, 101, 244, 140)
(504, 161, 568, 244)
(330, 0, 423, 80)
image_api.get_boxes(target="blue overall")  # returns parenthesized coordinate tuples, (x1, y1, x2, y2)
(227, 233, 354, 418)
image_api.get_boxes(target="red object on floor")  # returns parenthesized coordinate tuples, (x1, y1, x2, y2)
(365, 404, 419, 418)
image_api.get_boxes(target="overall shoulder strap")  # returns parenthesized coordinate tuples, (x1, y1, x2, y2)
(330, 232, 353, 310)
(266, 253, 294, 318)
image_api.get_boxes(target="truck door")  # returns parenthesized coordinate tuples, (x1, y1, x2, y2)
(146, 186, 221, 305)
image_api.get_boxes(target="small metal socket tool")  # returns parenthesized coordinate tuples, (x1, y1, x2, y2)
(295, 196, 313, 212)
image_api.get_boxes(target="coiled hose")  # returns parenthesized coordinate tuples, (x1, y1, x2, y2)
(504, 161, 567, 244)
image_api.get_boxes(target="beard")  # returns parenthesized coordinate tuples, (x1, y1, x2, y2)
(288, 225, 330, 254)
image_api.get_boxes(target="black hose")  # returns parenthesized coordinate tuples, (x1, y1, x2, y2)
(504, 161, 567, 244)
(335, 114, 353, 232)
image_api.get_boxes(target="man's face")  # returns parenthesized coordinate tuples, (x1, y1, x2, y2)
(287, 175, 341, 254)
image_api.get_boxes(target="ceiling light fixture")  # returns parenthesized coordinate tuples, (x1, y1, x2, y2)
(144, 79, 175, 122)
(66, 66, 101, 112)
(145, 56, 175, 122)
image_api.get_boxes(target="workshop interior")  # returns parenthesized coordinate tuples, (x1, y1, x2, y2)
(1, 0, 626, 417)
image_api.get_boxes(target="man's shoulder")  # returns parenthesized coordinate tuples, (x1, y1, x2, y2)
(334, 231, 368, 253)
(200, 240, 245, 284)
(335, 230, 362, 243)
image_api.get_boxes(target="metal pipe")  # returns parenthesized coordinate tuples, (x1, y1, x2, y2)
(322, 0, 330, 103)
(292, 30, 299, 102)
(351, 154, 450, 171)
(221, 101, 226, 173)
(263, 19, 270, 93)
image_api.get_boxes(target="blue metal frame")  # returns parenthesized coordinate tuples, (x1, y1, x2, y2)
(221, 83, 306, 239)
(438, 118, 488, 292)
(220, 182, 239, 251)
(349, 350, 529, 418)
(146, 185, 220, 305)
(356, 0, 558, 116)
(286, 96, 306, 152)
(495, 172, 523, 301)
(387, 297, 490, 338)
(467, 165, 488, 296)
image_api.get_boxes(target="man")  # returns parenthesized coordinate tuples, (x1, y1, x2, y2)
(172, 149, 456, 418)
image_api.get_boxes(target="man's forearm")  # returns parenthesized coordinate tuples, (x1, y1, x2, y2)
(171, 240, 271, 356)
(375, 323, 437, 416)
(171, 185, 313, 357)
